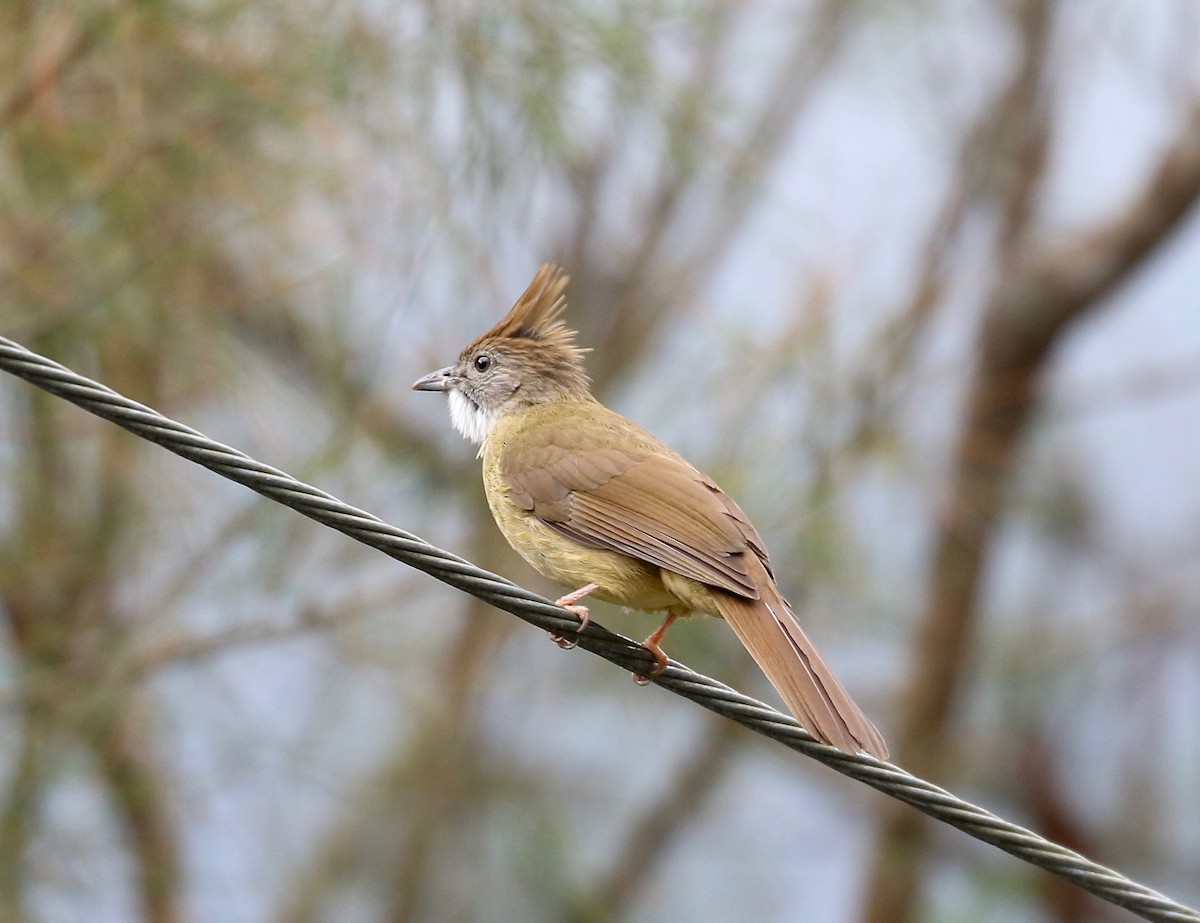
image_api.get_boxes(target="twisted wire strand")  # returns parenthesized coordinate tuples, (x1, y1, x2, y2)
(0, 335, 1195, 923)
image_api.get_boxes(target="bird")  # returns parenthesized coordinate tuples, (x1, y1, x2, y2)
(412, 265, 887, 758)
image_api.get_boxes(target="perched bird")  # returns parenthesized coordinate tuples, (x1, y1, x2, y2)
(413, 265, 887, 758)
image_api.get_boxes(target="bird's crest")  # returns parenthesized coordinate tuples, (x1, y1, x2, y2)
(465, 265, 588, 365)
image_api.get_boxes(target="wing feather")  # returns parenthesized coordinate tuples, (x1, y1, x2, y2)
(501, 432, 756, 596)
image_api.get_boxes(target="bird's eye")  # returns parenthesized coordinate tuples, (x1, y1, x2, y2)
(474, 354, 492, 372)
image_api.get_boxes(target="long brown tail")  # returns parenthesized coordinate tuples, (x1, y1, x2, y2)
(711, 555, 888, 759)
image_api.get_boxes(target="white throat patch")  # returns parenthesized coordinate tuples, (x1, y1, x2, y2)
(448, 389, 494, 445)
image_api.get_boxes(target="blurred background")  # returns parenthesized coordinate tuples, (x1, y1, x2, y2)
(2, 1, 1199, 921)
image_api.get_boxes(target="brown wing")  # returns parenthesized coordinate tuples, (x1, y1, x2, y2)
(501, 432, 759, 598)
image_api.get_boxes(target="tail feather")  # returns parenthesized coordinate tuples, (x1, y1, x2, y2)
(711, 557, 888, 759)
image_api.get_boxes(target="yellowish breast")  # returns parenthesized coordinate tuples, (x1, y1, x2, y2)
(480, 405, 680, 613)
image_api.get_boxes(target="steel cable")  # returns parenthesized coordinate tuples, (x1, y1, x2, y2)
(0, 335, 1195, 923)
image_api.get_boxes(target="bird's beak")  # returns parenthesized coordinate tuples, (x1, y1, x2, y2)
(411, 366, 455, 392)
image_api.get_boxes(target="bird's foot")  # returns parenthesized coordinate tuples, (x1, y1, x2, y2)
(547, 602, 590, 649)
(547, 584, 598, 649)
(631, 640, 669, 685)
(631, 611, 678, 683)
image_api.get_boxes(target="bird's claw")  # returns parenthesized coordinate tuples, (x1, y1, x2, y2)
(547, 598, 590, 649)
(547, 630, 578, 650)
(631, 638, 670, 684)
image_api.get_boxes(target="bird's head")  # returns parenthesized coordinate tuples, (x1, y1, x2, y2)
(412, 264, 592, 444)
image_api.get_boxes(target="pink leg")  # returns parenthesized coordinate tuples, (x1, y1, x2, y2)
(548, 583, 599, 649)
(633, 610, 680, 682)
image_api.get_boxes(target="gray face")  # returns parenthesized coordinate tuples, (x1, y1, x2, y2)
(411, 343, 525, 444)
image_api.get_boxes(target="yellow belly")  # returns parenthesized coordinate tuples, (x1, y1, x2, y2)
(485, 482, 681, 611)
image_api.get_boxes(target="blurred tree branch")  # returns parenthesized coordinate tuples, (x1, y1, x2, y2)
(577, 710, 744, 922)
(0, 9, 97, 129)
(1019, 731, 1121, 923)
(92, 700, 181, 923)
(567, 0, 853, 388)
(0, 392, 183, 922)
(861, 1, 1200, 915)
